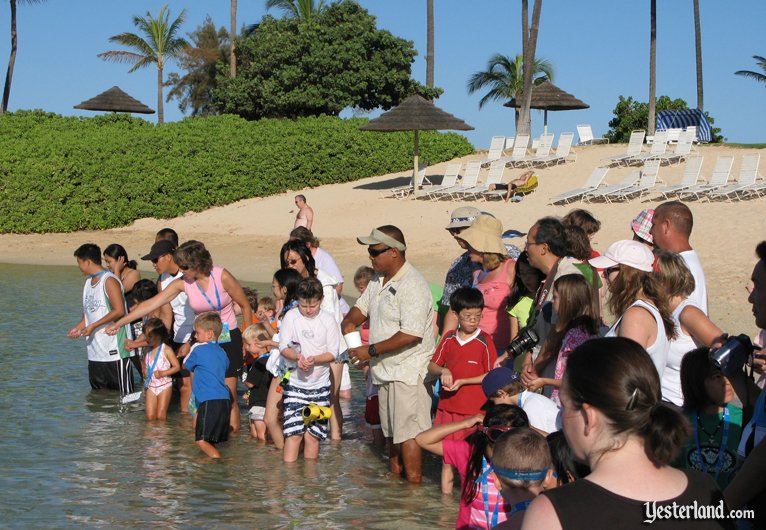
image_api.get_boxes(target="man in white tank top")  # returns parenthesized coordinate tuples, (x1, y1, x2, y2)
(651, 201, 708, 314)
(69, 244, 134, 393)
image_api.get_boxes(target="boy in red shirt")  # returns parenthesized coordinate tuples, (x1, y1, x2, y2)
(429, 287, 497, 493)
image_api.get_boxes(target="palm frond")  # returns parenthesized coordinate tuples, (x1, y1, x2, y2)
(97, 50, 151, 66)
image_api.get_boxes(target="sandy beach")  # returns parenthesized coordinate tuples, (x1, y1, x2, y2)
(2, 143, 764, 335)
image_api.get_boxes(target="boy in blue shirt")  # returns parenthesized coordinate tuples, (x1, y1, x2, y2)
(184, 312, 231, 458)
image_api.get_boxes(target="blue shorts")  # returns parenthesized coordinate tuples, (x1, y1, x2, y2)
(282, 383, 331, 440)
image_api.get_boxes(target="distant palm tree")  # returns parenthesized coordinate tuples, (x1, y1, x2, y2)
(230, 0, 237, 77)
(265, 0, 326, 19)
(648, 0, 657, 135)
(98, 5, 189, 124)
(2, 0, 46, 113)
(693, 0, 703, 109)
(426, 0, 434, 88)
(735, 55, 766, 85)
(467, 53, 553, 130)
(518, 0, 543, 137)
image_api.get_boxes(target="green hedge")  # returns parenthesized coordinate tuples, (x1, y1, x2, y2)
(0, 110, 474, 233)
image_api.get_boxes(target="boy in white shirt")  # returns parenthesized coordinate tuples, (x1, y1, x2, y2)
(278, 277, 340, 462)
(482, 367, 562, 434)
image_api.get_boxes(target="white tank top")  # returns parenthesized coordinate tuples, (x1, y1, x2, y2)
(159, 271, 194, 343)
(662, 299, 700, 406)
(606, 299, 669, 379)
(83, 271, 133, 362)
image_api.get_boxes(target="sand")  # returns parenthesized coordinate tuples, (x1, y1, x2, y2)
(2, 143, 764, 335)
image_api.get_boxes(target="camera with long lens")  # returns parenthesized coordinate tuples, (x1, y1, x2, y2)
(507, 326, 540, 358)
(709, 334, 760, 377)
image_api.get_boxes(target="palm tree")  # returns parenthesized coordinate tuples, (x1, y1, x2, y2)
(265, 0, 326, 19)
(735, 56, 766, 85)
(648, 0, 657, 135)
(425, 0, 434, 88)
(518, 0, 543, 137)
(693, 0, 703, 110)
(467, 53, 553, 131)
(230, 0, 237, 77)
(97, 5, 189, 124)
(2, 0, 45, 114)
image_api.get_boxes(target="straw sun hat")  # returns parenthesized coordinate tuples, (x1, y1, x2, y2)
(458, 214, 506, 255)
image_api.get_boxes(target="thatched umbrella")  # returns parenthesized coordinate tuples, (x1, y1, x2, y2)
(360, 95, 473, 196)
(504, 80, 588, 135)
(74, 86, 155, 115)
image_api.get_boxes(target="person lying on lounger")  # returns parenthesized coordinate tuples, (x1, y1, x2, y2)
(488, 170, 535, 202)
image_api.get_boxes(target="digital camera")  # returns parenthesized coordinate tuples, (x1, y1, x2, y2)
(709, 334, 758, 377)
(507, 326, 540, 358)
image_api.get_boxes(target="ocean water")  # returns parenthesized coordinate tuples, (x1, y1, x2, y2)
(0, 264, 453, 529)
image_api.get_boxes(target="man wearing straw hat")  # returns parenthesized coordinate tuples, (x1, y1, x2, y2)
(343, 225, 435, 484)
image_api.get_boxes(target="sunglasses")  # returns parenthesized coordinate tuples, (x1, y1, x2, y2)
(287, 259, 300, 266)
(178, 264, 189, 271)
(368, 246, 392, 257)
(604, 266, 620, 276)
(480, 424, 513, 443)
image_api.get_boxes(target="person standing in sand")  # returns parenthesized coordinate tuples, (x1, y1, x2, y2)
(294, 194, 314, 230)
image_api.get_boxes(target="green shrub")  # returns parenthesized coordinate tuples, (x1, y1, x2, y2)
(0, 111, 473, 233)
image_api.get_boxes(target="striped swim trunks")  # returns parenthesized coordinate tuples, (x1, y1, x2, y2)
(282, 383, 331, 440)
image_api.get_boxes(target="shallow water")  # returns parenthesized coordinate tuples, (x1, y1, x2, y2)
(0, 264, 454, 529)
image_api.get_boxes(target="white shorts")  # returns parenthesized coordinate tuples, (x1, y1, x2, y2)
(249, 406, 266, 421)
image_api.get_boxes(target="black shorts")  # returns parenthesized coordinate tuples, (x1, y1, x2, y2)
(172, 341, 191, 378)
(88, 359, 134, 393)
(220, 327, 243, 379)
(195, 399, 231, 443)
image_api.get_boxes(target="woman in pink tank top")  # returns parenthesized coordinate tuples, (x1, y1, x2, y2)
(443, 215, 516, 354)
(107, 240, 252, 434)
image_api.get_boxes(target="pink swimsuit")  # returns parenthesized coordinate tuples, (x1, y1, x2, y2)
(473, 259, 513, 353)
(145, 345, 172, 396)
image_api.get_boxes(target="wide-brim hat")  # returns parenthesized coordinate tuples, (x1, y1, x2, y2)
(589, 239, 654, 272)
(458, 214, 506, 255)
(446, 206, 481, 230)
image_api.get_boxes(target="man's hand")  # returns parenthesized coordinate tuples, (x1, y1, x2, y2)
(348, 346, 371, 366)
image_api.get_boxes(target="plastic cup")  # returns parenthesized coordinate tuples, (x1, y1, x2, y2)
(344, 331, 362, 349)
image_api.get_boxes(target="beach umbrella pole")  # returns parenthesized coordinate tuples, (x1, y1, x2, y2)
(413, 129, 420, 197)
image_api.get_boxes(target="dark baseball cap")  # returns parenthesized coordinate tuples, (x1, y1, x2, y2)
(141, 240, 176, 261)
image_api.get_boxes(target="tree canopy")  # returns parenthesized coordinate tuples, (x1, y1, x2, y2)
(213, 0, 436, 119)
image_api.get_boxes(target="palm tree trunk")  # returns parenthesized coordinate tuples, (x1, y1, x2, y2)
(425, 0, 434, 88)
(230, 0, 237, 78)
(157, 64, 164, 124)
(519, 0, 542, 137)
(693, 0, 703, 110)
(2, 0, 18, 113)
(648, 0, 656, 136)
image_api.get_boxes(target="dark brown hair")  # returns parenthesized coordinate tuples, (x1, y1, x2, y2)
(174, 240, 213, 275)
(562, 208, 601, 236)
(680, 347, 720, 411)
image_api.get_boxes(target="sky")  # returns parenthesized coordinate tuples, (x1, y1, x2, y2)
(1, 0, 764, 147)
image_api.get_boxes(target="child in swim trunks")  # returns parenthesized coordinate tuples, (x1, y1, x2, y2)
(278, 277, 340, 462)
(143, 317, 181, 420)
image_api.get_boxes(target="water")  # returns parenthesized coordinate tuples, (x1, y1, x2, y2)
(0, 264, 454, 529)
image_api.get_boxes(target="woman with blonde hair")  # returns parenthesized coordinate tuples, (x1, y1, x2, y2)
(654, 250, 724, 406)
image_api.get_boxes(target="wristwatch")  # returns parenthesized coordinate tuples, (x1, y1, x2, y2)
(368, 344, 379, 358)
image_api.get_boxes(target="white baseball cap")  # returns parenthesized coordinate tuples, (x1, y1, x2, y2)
(589, 240, 654, 272)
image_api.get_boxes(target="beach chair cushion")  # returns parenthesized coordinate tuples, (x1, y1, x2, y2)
(513, 175, 538, 195)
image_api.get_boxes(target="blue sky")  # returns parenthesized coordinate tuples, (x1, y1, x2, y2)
(2, 0, 764, 146)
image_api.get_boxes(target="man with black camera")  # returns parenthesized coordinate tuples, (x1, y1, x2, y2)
(723, 241, 766, 525)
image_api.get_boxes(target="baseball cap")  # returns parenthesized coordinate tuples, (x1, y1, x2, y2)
(446, 206, 481, 230)
(480, 367, 522, 411)
(589, 239, 654, 272)
(141, 239, 176, 261)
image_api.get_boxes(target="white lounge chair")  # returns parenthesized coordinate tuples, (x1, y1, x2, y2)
(421, 162, 462, 200)
(628, 130, 668, 164)
(458, 160, 506, 200)
(584, 171, 641, 202)
(381, 162, 429, 199)
(707, 154, 762, 201)
(515, 134, 555, 168)
(479, 136, 506, 166)
(657, 133, 694, 165)
(533, 132, 575, 167)
(652, 157, 704, 198)
(501, 134, 530, 167)
(577, 124, 609, 145)
(678, 155, 734, 200)
(604, 130, 645, 166)
(430, 160, 482, 200)
(549, 167, 609, 204)
(606, 160, 662, 202)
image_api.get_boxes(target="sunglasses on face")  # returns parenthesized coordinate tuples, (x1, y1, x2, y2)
(604, 266, 620, 277)
(480, 424, 513, 443)
(368, 246, 392, 257)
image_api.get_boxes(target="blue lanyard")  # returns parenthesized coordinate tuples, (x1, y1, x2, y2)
(509, 501, 531, 517)
(144, 344, 163, 389)
(195, 275, 222, 311)
(473, 269, 491, 288)
(88, 270, 107, 279)
(480, 456, 500, 529)
(694, 405, 730, 479)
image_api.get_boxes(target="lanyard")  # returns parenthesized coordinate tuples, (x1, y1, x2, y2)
(144, 344, 163, 389)
(480, 457, 500, 529)
(473, 268, 491, 288)
(694, 405, 730, 479)
(88, 270, 107, 280)
(195, 275, 222, 311)
(509, 501, 531, 517)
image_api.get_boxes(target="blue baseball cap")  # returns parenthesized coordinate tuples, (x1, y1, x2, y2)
(482, 367, 521, 398)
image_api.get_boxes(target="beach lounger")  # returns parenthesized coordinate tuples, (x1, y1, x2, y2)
(707, 154, 762, 201)
(605, 160, 662, 202)
(533, 132, 575, 167)
(577, 124, 609, 145)
(628, 130, 668, 164)
(421, 162, 462, 200)
(549, 167, 609, 204)
(380, 163, 429, 199)
(678, 155, 734, 200)
(604, 130, 645, 166)
(501, 134, 530, 167)
(584, 171, 641, 202)
(515, 134, 554, 168)
(478, 136, 506, 167)
(430, 160, 482, 200)
(663, 128, 683, 144)
(652, 156, 704, 198)
(458, 160, 506, 200)
(484, 175, 539, 201)
(657, 134, 694, 165)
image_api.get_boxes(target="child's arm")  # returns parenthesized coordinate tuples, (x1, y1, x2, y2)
(415, 414, 484, 456)
(158, 346, 181, 379)
(526, 377, 559, 393)
(442, 373, 486, 392)
(125, 333, 150, 350)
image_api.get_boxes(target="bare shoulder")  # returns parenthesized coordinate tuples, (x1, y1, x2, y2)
(521, 494, 562, 530)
